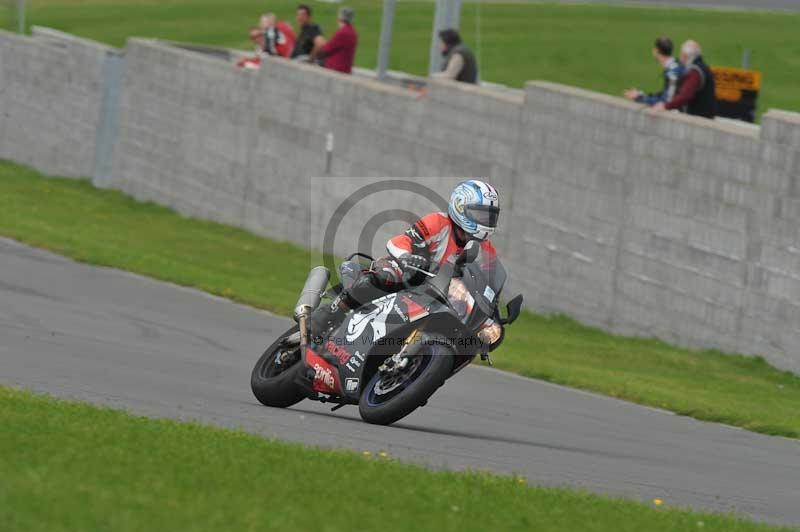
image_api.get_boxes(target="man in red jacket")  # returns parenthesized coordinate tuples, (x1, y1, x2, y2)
(262, 13, 297, 58)
(312, 6, 358, 74)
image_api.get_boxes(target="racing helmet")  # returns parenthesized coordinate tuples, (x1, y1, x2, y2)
(448, 180, 500, 241)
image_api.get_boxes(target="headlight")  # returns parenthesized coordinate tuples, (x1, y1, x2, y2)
(447, 279, 475, 319)
(477, 320, 503, 345)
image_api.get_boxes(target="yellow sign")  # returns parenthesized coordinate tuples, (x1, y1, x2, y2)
(710, 66, 762, 102)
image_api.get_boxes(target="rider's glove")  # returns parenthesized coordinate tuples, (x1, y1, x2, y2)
(399, 254, 430, 273)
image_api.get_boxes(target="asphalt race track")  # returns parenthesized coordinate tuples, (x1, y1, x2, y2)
(2, 237, 799, 525)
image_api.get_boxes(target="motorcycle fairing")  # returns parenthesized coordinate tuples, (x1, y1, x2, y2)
(301, 290, 441, 400)
(302, 278, 485, 402)
(344, 293, 397, 344)
(305, 348, 342, 395)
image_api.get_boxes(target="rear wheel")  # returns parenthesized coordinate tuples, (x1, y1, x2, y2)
(358, 342, 454, 425)
(251, 325, 307, 408)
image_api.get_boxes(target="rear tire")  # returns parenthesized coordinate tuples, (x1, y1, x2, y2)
(251, 325, 307, 408)
(358, 342, 454, 425)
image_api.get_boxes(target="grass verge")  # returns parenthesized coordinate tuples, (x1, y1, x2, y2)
(2, 0, 799, 118)
(0, 385, 791, 532)
(1, 160, 799, 438)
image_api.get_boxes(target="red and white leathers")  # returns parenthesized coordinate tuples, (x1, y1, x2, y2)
(388, 212, 496, 269)
(312, 212, 499, 334)
(367, 211, 497, 290)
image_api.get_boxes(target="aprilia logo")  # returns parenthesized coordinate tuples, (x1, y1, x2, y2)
(313, 363, 335, 389)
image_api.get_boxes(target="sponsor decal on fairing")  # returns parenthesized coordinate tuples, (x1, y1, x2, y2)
(305, 349, 341, 394)
(483, 285, 496, 302)
(314, 364, 335, 389)
(345, 293, 397, 343)
(400, 295, 429, 322)
(345, 350, 365, 372)
(325, 340, 351, 365)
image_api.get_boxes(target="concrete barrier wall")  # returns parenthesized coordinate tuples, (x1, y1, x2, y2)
(2, 32, 799, 371)
(0, 29, 112, 178)
(511, 83, 800, 369)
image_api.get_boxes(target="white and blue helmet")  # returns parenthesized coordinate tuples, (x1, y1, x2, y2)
(448, 180, 500, 241)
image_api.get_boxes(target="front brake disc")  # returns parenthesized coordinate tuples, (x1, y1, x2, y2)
(374, 355, 423, 395)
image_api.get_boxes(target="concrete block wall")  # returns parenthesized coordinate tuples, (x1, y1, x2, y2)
(0, 29, 111, 178)
(511, 82, 800, 369)
(507, 82, 634, 328)
(111, 40, 437, 250)
(3, 32, 800, 371)
(742, 110, 800, 369)
(109, 39, 260, 230)
(248, 54, 428, 249)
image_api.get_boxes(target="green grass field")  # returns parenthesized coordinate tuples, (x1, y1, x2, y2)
(1, 0, 798, 118)
(2, 160, 800, 438)
(0, 385, 791, 532)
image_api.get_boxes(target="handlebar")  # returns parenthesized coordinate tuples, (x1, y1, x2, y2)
(404, 264, 436, 278)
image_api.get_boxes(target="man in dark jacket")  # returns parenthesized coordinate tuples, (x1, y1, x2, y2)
(432, 29, 478, 84)
(624, 37, 683, 106)
(291, 3, 323, 59)
(653, 40, 717, 119)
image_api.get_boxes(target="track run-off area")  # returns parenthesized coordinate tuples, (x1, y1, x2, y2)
(1, 237, 799, 525)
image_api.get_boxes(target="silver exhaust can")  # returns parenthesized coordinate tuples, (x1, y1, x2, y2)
(293, 266, 330, 322)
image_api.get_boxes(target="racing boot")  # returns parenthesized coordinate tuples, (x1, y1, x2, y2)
(307, 291, 351, 338)
(307, 273, 389, 338)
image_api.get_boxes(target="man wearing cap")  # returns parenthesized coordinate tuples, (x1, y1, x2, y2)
(312, 7, 358, 74)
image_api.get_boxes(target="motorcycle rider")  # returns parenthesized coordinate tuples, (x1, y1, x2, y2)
(309, 179, 500, 334)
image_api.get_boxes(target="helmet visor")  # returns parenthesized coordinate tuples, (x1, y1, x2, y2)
(465, 205, 499, 228)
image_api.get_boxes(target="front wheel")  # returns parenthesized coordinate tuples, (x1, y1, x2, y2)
(251, 325, 307, 408)
(358, 342, 454, 425)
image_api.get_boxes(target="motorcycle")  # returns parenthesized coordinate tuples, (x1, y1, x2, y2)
(250, 242, 523, 425)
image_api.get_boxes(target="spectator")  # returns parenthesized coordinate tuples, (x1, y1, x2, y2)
(652, 40, 717, 119)
(248, 23, 266, 54)
(240, 17, 269, 69)
(291, 3, 323, 59)
(432, 29, 478, 84)
(312, 7, 358, 74)
(261, 13, 296, 58)
(624, 37, 683, 106)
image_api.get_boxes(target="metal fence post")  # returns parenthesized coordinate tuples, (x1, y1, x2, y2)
(428, 0, 446, 75)
(16, 0, 26, 34)
(376, 0, 396, 80)
(92, 51, 125, 188)
(428, 0, 462, 75)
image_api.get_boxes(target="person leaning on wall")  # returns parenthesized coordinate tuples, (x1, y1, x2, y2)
(650, 40, 717, 119)
(261, 13, 296, 58)
(291, 3, 323, 60)
(311, 6, 358, 74)
(624, 37, 683, 106)
(431, 29, 478, 84)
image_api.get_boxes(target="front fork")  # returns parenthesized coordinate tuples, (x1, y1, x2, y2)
(378, 329, 421, 375)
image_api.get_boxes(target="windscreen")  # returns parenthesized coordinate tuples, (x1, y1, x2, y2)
(461, 246, 506, 315)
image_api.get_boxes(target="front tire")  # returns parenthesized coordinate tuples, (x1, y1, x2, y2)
(358, 342, 454, 425)
(251, 325, 307, 408)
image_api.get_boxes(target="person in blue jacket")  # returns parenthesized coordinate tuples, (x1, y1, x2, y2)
(624, 37, 684, 106)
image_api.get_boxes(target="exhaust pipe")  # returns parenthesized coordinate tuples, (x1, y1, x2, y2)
(294, 266, 330, 348)
(294, 266, 331, 321)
